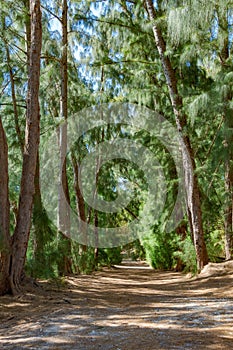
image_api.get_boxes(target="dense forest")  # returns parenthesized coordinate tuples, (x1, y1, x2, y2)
(0, 0, 232, 296)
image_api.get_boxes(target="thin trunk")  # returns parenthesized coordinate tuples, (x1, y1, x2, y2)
(58, 0, 69, 233)
(58, 122, 70, 236)
(5, 47, 24, 154)
(58, 0, 72, 274)
(93, 127, 103, 264)
(219, 25, 233, 260)
(0, 117, 11, 295)
(9, 0, 42, 294)
(175, 221, 187, 271)
(224, 159, 233, 260)
(23, 0, 31, 70)
(94, 210, 99, 264)
(224, 107, 233, 260)
(93, 68, 104, 260)
(71, 151, 87, 251)
(144, 0, 208, 270)
(58, 0, 69, 231)
(32, 153, 44, 273)
(2, 14, 24, 154)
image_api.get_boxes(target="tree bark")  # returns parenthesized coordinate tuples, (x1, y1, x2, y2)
(218, 23, 233, 260)
(5, 46, 24, 154)
(224, 162, 233, 260)
(2, 12, 25, 154)
(32, 153, 45, 274)
(58, 0, 70, 234)
(23, 0, 31, 71)
(224, 109, 233, 260)
(71, 151, 87, 250)
(9, 0, 42, 294)
(144, 0, 208, 270)
(0, 117, 11, 295)
(57, 0, 72, 274)
(94, 210, 99, 265)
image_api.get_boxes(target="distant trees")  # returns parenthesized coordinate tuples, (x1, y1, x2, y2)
(0, 0, 232, 295)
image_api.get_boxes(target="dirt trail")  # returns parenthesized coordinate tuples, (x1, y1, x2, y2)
(0, 261, 233, 350)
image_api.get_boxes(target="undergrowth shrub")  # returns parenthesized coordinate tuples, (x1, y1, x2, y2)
(173, 235, 197, 274)
(141, 228, 176, 270)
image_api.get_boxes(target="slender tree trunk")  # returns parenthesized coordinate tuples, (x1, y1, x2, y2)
(32, 154, 45, 273)
(58, 0, 72, 274)
(224, 161, 233, 260)
(71, 151, 87, 251)
(219, 30, 233, 260)
(58, 0, 70, 234)
(175, 221, 187, 271)
(23, 0, 31, 70)
(2, 12, 25, 154)
(0, 117, 11, 295)
(71, 152, 86, 223)
(5, 46, 24, 154)
(9, 0, 42, 294)
(224, 108, 233, 260)
(94, 210, 99, 265)
(144, 0, 208, 270)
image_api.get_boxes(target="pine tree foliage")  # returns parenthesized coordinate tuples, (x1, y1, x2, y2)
(1, 0, 233, 288)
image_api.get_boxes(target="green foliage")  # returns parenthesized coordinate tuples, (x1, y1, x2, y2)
(72, 246, 96, 274)
(25, 206, 58, 279)
(122, 240, 146, 261)
(141, 228, 177, 270)
(72, 245, 123, 273)
(173, 223, 225, 274)
(206, 222, 225, 262)
(174, 235, 198, 274)
(98, 247, 123, 267)
(1, 0, 233, 281)
(25, 238, 59, 279)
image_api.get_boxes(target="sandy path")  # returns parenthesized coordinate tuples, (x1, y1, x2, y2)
(0, 262, 233, 349)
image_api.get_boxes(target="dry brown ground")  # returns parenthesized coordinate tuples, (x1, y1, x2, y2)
(0, 260, 233, 350)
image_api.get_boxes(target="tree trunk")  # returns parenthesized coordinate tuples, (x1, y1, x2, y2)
(224, 161, 233, 260)
(94, 210, 99, 265)
(57, 0, 72, 274)
(144, 0, 208, 270)
(9, 0, 42, 294)
(58, 0, 70, 234)
(71, 151, 87, 251)
(32, 153, 45, 274)
(224, 109, 233, 260)
(5, 45, 24, 154)
(0, 117, 11, 295)
(219, 28, 233, 260)
(23, 0, 31, 70)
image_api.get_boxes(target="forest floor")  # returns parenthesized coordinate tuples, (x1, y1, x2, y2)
(0, 260, 233, 350)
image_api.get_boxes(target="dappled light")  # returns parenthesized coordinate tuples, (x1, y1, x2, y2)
(1, 262, 233, 349)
